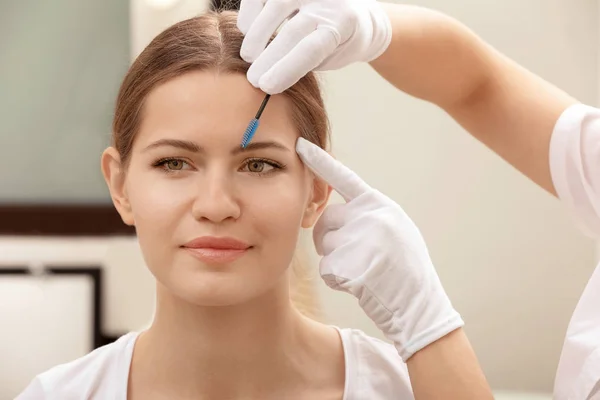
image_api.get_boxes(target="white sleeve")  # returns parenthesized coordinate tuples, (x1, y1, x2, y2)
(14, 378, 46, 400)
(550, 103, 600, 238)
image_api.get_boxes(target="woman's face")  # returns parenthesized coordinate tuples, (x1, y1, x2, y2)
(102, 71, 329, 306)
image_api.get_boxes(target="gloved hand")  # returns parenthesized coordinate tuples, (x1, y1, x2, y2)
(237, 0, 392, 94)
(296, 137, 464, 361)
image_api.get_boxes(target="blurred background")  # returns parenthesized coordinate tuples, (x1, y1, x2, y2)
(0, 0, 597, 399)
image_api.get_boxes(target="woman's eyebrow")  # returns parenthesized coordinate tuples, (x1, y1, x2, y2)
(143, 139, 203, 153)
(231, 141, 290, 155)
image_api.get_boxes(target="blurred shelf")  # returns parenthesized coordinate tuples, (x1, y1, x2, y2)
(0, 205, 135, 236)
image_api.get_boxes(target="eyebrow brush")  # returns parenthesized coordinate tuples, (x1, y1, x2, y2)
(241, 94, 271, 148)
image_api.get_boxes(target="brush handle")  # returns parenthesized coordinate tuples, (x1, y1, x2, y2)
(255, 94, 271, 119)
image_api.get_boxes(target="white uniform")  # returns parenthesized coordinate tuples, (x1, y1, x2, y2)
(15, 327, 414, 400)
(551, 104, 600, 400)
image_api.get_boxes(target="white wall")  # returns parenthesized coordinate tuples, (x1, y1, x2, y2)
(130, 0, 210, 59)
(316, 0, 598, 393)
(0, 273, 92, 399)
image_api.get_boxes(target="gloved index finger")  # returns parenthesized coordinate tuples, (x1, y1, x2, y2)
(296, 137, 371, 202)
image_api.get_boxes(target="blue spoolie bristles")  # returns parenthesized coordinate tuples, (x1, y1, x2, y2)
(241, 119, 259, 148)
(240, 94, 271, 148)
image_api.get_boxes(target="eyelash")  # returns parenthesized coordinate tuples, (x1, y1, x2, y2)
(152, 158, 286, 176)
(152, 158, 188, 174)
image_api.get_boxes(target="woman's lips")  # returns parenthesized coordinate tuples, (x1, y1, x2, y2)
(182, 236, 250, 264)
(184, 248, 248, 263)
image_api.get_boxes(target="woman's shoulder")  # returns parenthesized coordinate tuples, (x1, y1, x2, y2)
(15, 332, 139, 400)
(335, 327, 414, 398)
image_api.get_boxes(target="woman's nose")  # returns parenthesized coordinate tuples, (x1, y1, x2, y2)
(191, 171, 241, 223)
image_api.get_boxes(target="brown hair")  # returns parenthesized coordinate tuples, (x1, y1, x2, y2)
(112, 11, 329, 319)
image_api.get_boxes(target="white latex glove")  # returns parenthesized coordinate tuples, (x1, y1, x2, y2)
(237, 0, 392, 94)
(296, 137, 464, 361)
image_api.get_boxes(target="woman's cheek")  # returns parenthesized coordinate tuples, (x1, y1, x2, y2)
(128, 172, 195, 220)
(240, 174, 309, 233)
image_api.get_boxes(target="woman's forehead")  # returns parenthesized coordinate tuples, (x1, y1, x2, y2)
(137, 71, 298, 147)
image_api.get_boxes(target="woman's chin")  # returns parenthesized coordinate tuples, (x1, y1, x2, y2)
(151, 257, 288, 308)
(166, 274, 271, 308)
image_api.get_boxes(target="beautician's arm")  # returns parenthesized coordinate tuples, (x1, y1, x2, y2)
(370, 4, 577, 195)
(407, 328, 494, 399)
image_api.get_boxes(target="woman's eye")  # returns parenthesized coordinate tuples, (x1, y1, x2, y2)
(154, 158, 190, 172)
(166, 159, 185, 170)
(241, 159, 282, 175)
(248, 160, 270, 173)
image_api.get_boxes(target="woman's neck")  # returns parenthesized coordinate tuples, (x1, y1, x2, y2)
(129, 279, 342, 399)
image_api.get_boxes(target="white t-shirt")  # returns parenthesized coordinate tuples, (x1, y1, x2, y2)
(550, 104, 600, 400)
(15, 327, 414, 400)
